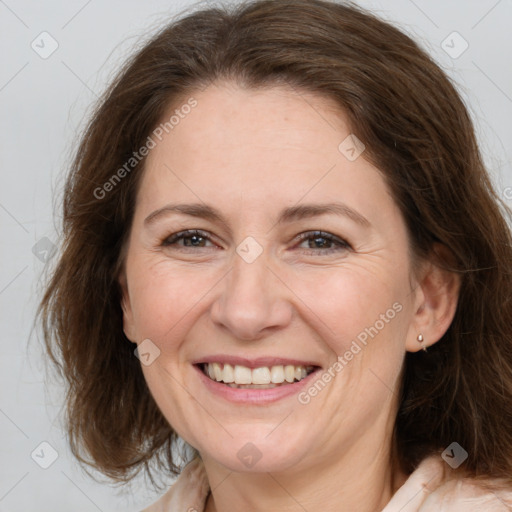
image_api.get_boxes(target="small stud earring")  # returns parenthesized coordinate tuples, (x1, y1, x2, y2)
(417, 333, 427, 352)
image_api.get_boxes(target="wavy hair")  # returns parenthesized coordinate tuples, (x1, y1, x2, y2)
(38, 0, 512, 487)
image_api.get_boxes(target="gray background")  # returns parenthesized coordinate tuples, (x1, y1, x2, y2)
(1, 0, 511, 510)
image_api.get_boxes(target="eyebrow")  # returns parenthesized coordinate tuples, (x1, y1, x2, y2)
(144, 202, 371, 229)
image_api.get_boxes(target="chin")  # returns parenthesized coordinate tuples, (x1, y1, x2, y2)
(196, 430, 311, 473)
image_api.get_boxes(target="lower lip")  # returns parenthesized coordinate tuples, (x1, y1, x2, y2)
(194, 365, 322, 404)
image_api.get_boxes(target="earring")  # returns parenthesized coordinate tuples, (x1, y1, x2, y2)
(417, 333, 427, 352)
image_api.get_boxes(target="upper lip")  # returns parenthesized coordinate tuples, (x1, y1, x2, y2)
(192, 355, 322, 369)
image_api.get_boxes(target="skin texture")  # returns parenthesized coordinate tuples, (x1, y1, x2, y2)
(120, 82, 460, 512)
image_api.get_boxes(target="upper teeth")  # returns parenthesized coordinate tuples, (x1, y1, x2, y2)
(205, 363, 312, 384)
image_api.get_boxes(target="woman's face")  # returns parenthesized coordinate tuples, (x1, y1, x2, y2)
(121, 82, 422, 474)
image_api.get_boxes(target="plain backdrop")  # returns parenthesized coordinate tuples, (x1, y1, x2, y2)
(1, 0, 511, 510)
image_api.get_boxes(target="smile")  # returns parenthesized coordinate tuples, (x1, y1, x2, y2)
(199, 362, 317, 388)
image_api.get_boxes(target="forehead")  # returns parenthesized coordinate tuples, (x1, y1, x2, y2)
(161, 82, 350, 156)
(134, 82, 396, 228)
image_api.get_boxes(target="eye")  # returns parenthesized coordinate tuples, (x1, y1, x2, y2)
(294, 231, 351, 255)
(161, 229, 351, 255)
(161, 229, 216, 249)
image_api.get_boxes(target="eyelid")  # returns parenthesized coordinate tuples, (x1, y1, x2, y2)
(161, 229, 352, 254)
(293, 230, 352, 254)
(162, 229, 217, 247)
(294, 230, 351, 247)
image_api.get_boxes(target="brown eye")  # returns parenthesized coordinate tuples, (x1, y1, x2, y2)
(162, 230, 215, 249)
(295, 231, 351, 255)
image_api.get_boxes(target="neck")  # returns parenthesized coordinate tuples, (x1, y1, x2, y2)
(202, 434, 408, 512)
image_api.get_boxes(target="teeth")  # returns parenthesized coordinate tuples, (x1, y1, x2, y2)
(270, 365, 285, 383)
(203, 362, 315, 385)
(252, 367, 271, 384)
(234, 365, 252, 384)
(213, 362, 222, 381)
(226, 383, 279, 389)
(284, 365, 295, 383)
(223, 363, 234, 383)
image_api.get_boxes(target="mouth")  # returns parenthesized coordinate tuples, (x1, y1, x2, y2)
(197, 362, 319, 389)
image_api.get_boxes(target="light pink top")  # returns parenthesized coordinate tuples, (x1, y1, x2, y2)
(142, 455, 512, 511)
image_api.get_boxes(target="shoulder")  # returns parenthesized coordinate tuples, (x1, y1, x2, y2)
(141, 457, 210, 512)
(382, 455, 512, 512)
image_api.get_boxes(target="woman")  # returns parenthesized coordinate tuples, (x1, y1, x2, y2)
(39, 0, 512, 510)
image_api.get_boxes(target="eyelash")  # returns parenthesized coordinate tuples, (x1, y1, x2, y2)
(161, 229, 351, 255)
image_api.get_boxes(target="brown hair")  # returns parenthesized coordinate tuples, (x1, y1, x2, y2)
(39, 0, 512, 487)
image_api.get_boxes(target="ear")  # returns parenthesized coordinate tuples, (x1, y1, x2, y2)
(405, 244, 461, 353)
(118, 270, 137, 344)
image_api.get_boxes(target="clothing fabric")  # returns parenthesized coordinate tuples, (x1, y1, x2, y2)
(142, 455, 512, 511)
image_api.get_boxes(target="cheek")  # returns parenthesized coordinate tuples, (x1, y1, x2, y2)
(287, 261, 409, 356)
(128, 258, 211, 340)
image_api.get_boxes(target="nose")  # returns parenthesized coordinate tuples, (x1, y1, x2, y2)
(210, 250, 293, 341)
